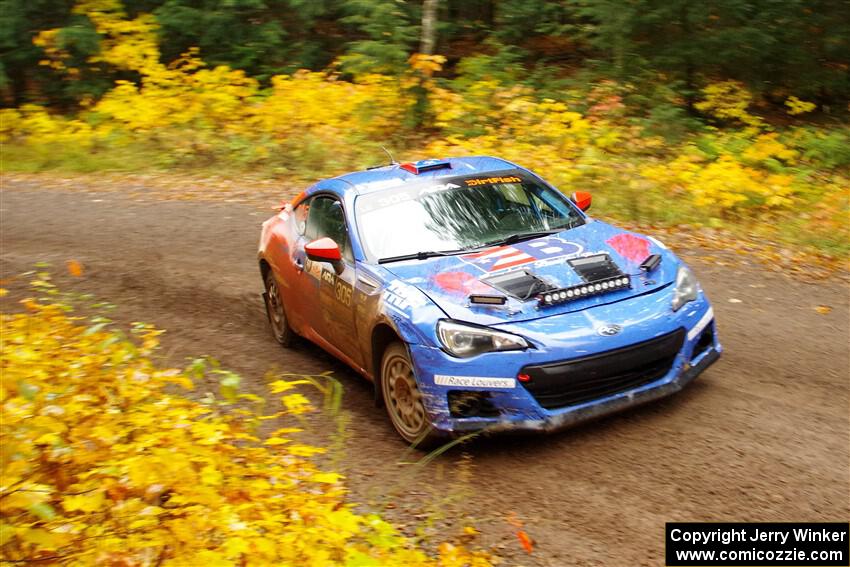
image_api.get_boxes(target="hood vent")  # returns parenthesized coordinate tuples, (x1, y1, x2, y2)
(639, 253, 662, 273)
(568, 254, 624, 282)
(483, 270, 556, 301)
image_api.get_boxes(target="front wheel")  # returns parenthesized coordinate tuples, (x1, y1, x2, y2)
(380, 342, 441, 448)
(264, 271, 296, 347)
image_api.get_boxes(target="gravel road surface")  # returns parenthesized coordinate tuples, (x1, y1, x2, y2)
(2, 181, 847, 566)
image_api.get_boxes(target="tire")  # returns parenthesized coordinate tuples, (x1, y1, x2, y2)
(380, 342, 441, 449)
(264, 270, 296, 347)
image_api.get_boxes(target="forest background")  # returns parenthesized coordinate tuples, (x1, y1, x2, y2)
(2, 0, 848, 254)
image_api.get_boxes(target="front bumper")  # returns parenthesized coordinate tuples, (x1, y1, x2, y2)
(409, 290, 721, 435)
(484, 346, 718, 434)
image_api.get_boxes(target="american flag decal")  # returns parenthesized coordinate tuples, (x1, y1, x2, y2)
(462, 237, 582, 272)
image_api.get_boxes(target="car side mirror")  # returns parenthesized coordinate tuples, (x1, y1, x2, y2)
(305, 237, 344, 274)
(570, 191, 592, 212)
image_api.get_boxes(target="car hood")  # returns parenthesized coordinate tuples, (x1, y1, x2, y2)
(380, 221, 679, 326)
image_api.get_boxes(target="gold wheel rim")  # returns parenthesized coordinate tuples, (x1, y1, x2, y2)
(384, 354, 426, 437)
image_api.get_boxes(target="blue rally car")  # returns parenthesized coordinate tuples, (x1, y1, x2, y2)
(259, 156, 721, 446)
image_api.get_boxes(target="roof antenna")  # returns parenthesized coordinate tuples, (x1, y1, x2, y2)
(367, 146, 399, 170)
(380, 145, 398, 165)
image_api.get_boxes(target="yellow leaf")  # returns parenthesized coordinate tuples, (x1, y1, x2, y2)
(192, 549, 237, 566)
(269, 427, 302, 437)
(268, 379, 309, 393)
(815, 305, 832, 315)
(0, 288, 8, 297)
(281, 393, 312, 414)
(63, 490, 106, 512)
(17, 527, 71, 549)
(200, 465, 223, 485)
(252, 537, 275, 555)
(263, 436, 290, 446)
(191, 421, 227, 444)
(287, 444, 326, 457)
(0, 523, 14, 547)
(310, 472, 342, 484)
(326, 509, 361, 535)
(223, 537, 249, 556)
(128, 516, 159, 530)
(256, 413, 283, 420)
(34, 432, 61, 445)
(164, 373, 194, 390)
(4, 486, 52, 509)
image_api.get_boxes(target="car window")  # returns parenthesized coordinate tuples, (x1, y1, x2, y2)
(528, 188, 556, 218)
(304, 196, 353, 262)
(294, 201, 309, 235)
(356, 171, 584, 261)
(496, 183, 530, 207)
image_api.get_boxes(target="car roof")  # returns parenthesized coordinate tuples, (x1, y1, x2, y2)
(312, 156, 522, 198)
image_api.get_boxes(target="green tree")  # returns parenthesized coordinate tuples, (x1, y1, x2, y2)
(153, 0, 289, 81)
(577, 0, 850, 107)
(0, 0, 104, 106)
(340, 0, 418, 75)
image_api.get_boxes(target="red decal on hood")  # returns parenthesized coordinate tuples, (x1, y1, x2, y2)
(434, 271, 492, 295)
(606, 233, 650, 263)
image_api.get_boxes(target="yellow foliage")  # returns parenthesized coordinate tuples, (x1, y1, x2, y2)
(79, 7, 161, 76)
(785, 96, 817, 116)
(695, 81, 764, 129)
(426, 80, 596, 192)
(252, 71, 411, 140)
(642, 153, 796, 212)
(1, 297, 492, 566)
(7, 0, 846, 254)
(409, 53, 447, 77)
(742, 133, 797, 164)
(1, 105, 106, 148)
(36, 0, 163, 78)
(22, 1, 412, 172)
(94, 60, 260, 133)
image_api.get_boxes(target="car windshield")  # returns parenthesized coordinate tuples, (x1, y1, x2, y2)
(355, 171, 585, 262)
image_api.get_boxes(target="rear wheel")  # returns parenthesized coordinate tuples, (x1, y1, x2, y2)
(264, 271, 295, 347)
(380, 342, 440, 448)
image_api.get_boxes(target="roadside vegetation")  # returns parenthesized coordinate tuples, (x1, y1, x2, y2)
(0, 275, 492, 565)
(2, 1, 848, 257)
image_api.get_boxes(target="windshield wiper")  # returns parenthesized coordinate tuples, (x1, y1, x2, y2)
(479, 229, 561, 248)
(377, 225, 578, 264)
(378, 249, 468, 264)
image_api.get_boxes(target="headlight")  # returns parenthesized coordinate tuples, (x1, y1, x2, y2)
(671, 265, 699, 311)
(436, 320, 531, 358)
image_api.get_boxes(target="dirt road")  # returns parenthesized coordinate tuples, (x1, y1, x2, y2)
(2, 180, 848, 566)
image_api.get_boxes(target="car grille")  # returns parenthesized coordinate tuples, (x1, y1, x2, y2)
(519, 329, 685, 410)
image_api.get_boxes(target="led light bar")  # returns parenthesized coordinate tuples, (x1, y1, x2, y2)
(538, 275, 631, 307)
(469, 294, 508, 305)
(399, 159, 452, 175)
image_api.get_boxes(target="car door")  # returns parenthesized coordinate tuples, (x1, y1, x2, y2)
(300, 195, 364, 368)
(261, 199, 319, 339)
